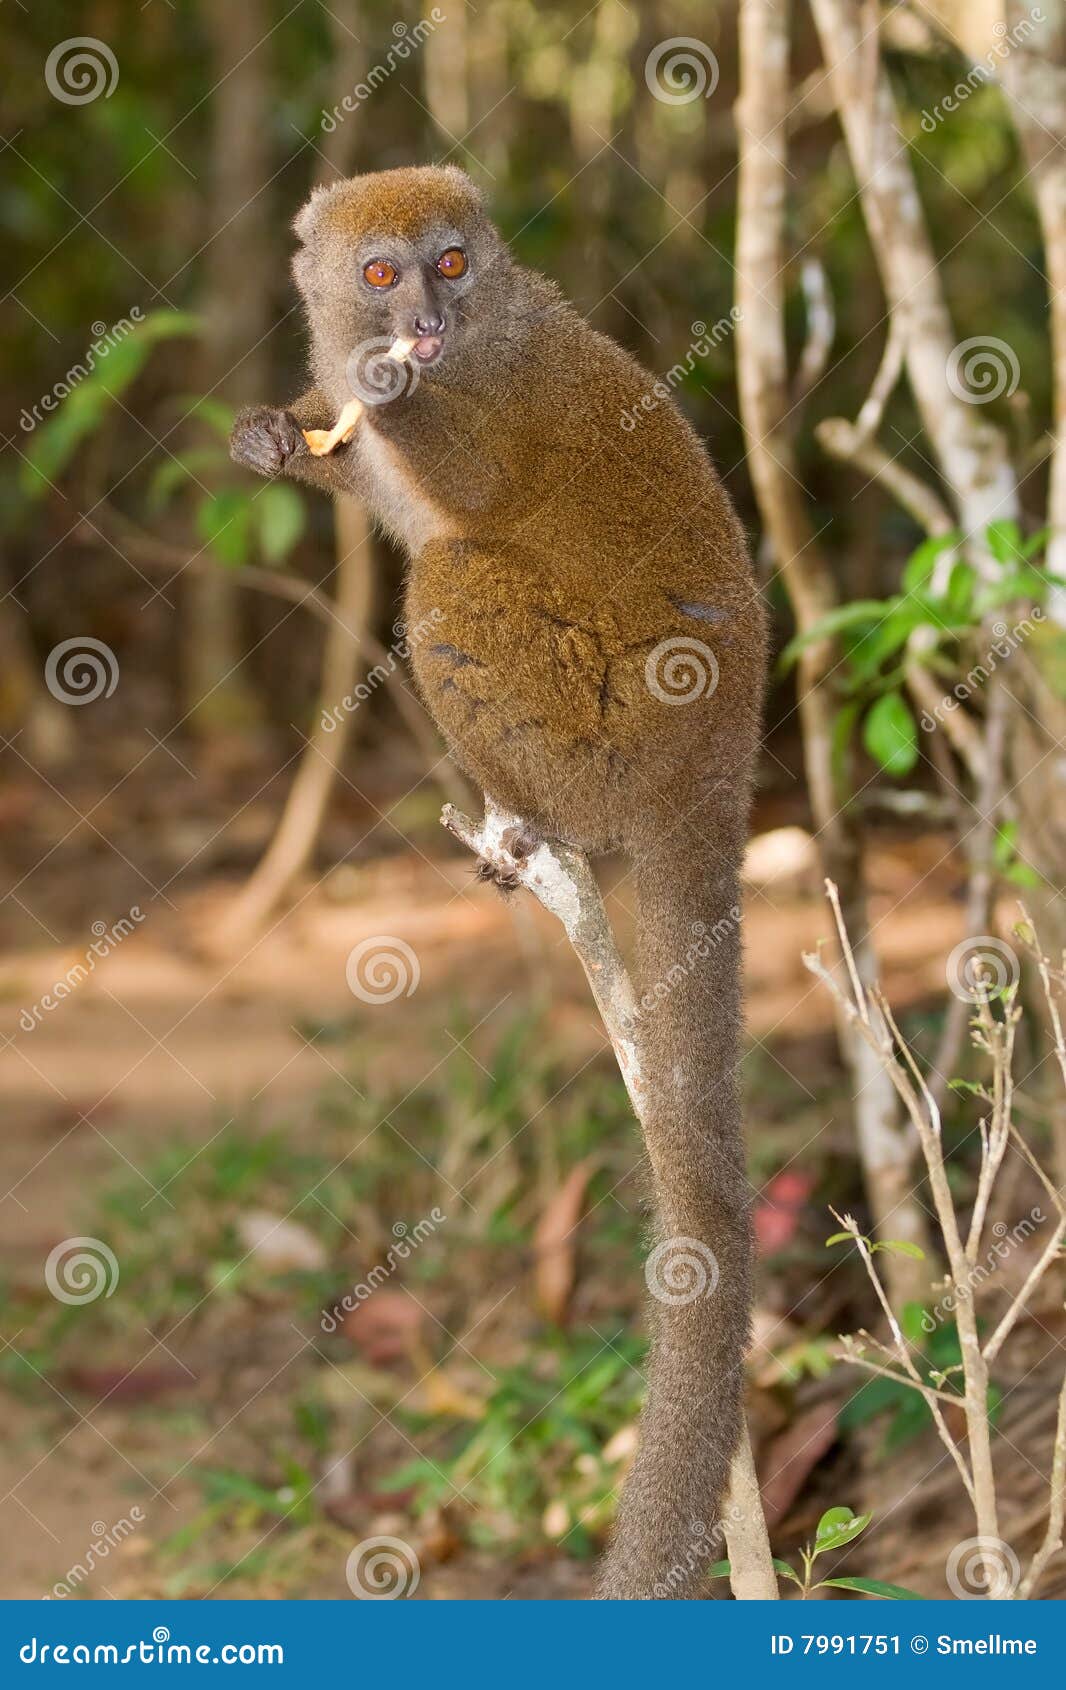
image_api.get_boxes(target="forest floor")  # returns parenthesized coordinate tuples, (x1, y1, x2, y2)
(0, 734, 1062, 1602)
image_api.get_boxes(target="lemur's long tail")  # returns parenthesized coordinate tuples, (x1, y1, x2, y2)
(597, 832, 752, 1600)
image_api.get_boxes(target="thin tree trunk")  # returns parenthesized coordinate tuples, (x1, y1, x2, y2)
(186, 0, 271, 727)
(215, 4, 382, 945)
(0, 599, 73, 766)
(735, 0, 930, 1300)
(998, 0, 1066, 624)
(808, 0, 1020, 568)
(212, 502, 373, 952)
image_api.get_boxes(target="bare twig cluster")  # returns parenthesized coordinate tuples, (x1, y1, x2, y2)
(806, 883, 1066, 1597)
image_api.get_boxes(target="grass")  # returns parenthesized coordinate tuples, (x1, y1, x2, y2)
(0, 1012, 651, 1594)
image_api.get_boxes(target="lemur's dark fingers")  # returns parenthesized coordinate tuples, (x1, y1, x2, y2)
(230, 407, 301, 477)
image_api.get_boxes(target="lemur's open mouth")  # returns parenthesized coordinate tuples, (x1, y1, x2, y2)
(412, 334, 445, 365)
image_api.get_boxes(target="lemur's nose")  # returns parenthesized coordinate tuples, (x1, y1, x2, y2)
(414, 310, 445, 337)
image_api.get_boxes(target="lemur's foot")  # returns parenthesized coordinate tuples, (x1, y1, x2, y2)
(473, 857, 522, 894)
(472, 822, 544, 894)
(230, 406, 302, 477)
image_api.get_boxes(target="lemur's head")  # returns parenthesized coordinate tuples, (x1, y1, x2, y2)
(292, 165, 509, 398)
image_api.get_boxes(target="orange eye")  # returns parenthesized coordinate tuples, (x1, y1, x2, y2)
(363, 258, 397, 288)
(436, 247, 467, 279)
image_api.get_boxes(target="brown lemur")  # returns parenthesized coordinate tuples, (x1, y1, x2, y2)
(231, 165, 767, 1600)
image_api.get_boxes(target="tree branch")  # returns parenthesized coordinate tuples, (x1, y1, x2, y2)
(441, 799, 777, 1599)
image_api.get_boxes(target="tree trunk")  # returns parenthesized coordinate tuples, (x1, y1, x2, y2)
(735, 0, 931, 1300)
(998, 0, 1066, 624)
(186, 0, 272, 728)
(808, 0, 1019, 567)
(212, 3, 383, 946)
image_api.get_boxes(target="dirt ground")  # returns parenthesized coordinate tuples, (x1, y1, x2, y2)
(1, 742, 1060, 1601)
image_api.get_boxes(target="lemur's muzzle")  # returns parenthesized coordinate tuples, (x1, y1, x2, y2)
(412, 308, 446, 365)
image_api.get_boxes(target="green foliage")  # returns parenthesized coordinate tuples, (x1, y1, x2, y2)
(710, 1506, 925, 1599)
(384, 1329, 646, 1553)
(825, 1230, 925, 1262)
(17, 312, 307, 571)
(862, 691, 918, 776)
(994, 820, 1041, 891)
(780, 523, 1065, 781)
(19, 311, 199, 498)
(837, 1318, 1001, 1455)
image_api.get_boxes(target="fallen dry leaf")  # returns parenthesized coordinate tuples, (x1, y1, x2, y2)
(754, 1168, 816, 1256)
(415, 1365, 486, 1421)
(340, 1288, 423, 1365)
(532, 1157, 597, 1324)
(63, 1363, 191, 1402)
(757, 1398, 840, 1530)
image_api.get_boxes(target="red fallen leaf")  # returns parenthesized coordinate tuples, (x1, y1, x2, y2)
(532, 1157, 597, 1326)
(757, 1399, 840, 1530)
(754, 1168, 816, 1255)
(63, 1363, 191, 1402)
(340, 1289, 423, 1366)
(41, 1099, 118, 1137)
(322, 1487, 419, 1531)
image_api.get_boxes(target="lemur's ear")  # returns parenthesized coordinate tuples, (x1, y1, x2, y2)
(293, 184, 336, 245)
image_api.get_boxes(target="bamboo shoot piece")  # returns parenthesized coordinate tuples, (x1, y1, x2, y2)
(302, 336, 418, 455)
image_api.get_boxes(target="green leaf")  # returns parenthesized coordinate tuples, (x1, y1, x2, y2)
(984, 519, 1023, 568)
(773, 1557, 803, 1586)
(175, 395, 237, 439)
(943, 560, 977, 620)
(147, 446, 227, 509)
(818, 1576, 925, 1600)
(255, 482, 305, 563)
(813, 1506, 872, 1556)
(19, 310, 200, 499)
(977, 571, 1054, 612)
(705, 1559, 731, 1579)
(843, 604, 928, 684)
(901, 1301, 931, 1345)
(1005, 859, 1041, 890)
(825, 1231, 856, 1247)
(1019, 526, 1050, 561)
(197, 489, 252, 567)
(902, 531, 960, 592)
(778, 601, 893, 672)
(863, 690, 918, 776)
(870, 1239, 926, 1260)
(830, 700, 860, 790)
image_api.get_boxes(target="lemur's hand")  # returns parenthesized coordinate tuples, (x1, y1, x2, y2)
(230, 406, 302, 477)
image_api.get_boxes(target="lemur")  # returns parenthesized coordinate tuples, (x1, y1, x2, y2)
(231, 165, 767, 1600)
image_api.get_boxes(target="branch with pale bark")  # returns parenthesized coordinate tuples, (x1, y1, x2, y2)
(735, 0, 931, 1299)
(441, 799, 777, 1599)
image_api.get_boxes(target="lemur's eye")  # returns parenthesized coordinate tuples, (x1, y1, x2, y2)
(363, 258, 397, 289)
(436, 247, 467, 279)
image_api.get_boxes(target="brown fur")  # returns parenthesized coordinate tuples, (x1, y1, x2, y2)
(231, 165, 767, 1599)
